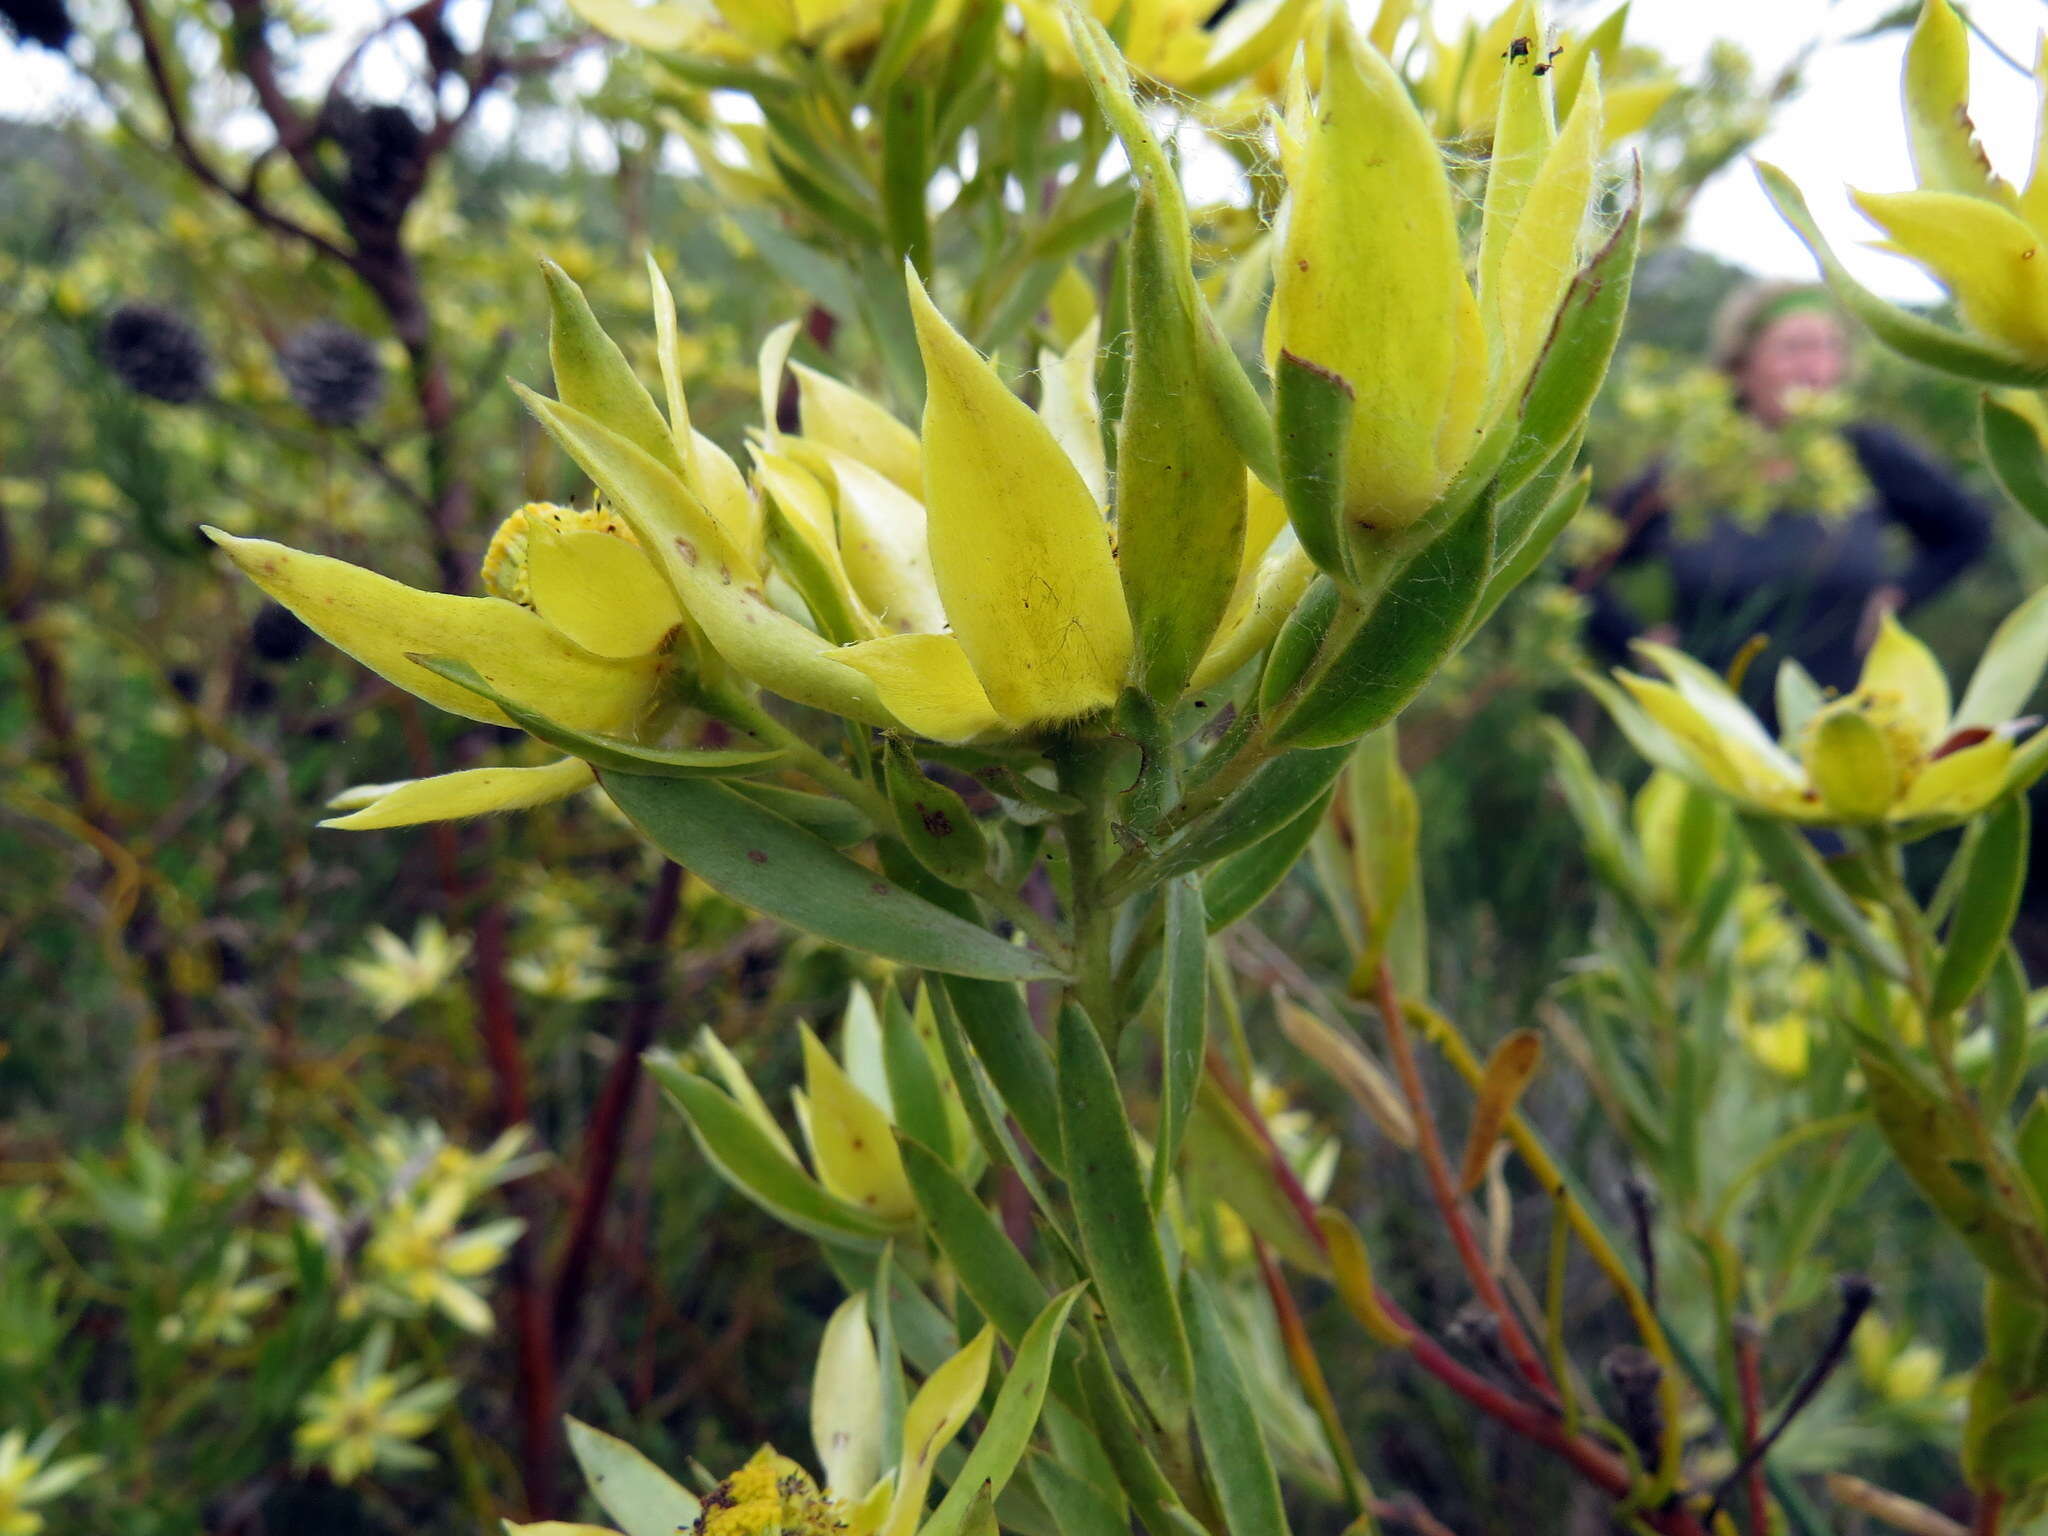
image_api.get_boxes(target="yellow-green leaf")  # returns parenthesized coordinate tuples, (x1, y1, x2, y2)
(802, 1025, 918, 1226)
(883, 1327, 996, 1536)
(1457, 1029, 1541, 1193)
(814, 1292, 887, 1499)
(797, 361, 925, 499)
(525, 527, 683, 659)
(1804, 707, 1901, 823)
(321, 759, 596, 830)
(564, 1416, 701, 1536)
(1852, 189, 2048, 365)
(543, 261, 687, 481)
(1903, 0, 2013, 204)
(832, 633, 1002, 743)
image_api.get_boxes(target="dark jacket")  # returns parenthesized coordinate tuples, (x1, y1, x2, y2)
(1582, 422, 1991, 701)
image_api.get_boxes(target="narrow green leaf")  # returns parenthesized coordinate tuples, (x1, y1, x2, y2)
(413, 656, 783, 780)
(1201, 786, 1333, 932)
(1152, 878, 1208, 1204)
(864, 0, 943, 101)
(899, 1138, 1053, 1355)
(1181, 1276, 1289, 1536)
(2017, 1094, 2048, 1214)
(1150, 745, 1351, 887)
(1056, 1002, 1194, 1428)
(883, 81, 933, 273)
(1931, 793, 2028, 1018)
(885, 743, 989, 887)
(939, 977, 1065, 1172)
(602, 771, 1058, 981)
(1273, 352, 1353, 579)
(1471, 464, 1590, 637)
(1026, 1455, 1128, 1536)
(730, 782, 872, 848)
(1269, 491, 1496, 750)
(1739, 816, 1905, 981)
(564, 1417, 701, 1536)
(920, 1287, 1087, 1536)
(1985, 944, 2030, 1121)
(1759, 162, 2048, 387)
(648, 1058, 894, 1245)
(1117, 184, 1249, 703)
(1982, 397, 2048, 532)
(1182, 1076, 1329, 1276)
(542, 262, 686, 479)
(884, 991, 955, 1166)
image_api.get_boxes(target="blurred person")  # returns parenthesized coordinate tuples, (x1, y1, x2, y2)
(1578, 281, 1990, 709)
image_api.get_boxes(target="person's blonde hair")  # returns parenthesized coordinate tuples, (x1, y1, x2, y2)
(1708, 280, 1837, 376)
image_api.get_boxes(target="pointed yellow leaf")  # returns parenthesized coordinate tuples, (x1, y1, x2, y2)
(1551, 3, 1625, 122)
(1895, 735, 2015, 820)
(321, 758, 595, 830)
(543, 260, 687, 481)
(1852, 189, 2048, 364)
(1267, 13, 1468, 529)
(813, 1292, 885, 1500)
(1617, 673, 1805, 814)
(1478, 2, 1556, 336)
(795, 362, 924, 499)
(1458, 1029, 1541, 1193)
(1190, 527, 1313, 691)
(844, 1473, 897, 1536)
(517, 390, 898, 727)
(800, 1025, 915, 1225)
(2020, 37, 2048, 236)
(1903, 0, 2014, 205)
(882, 1327, 995, 1536)
(1857, 614, 1952, 757)
(1490, 63, 1602, 411)
(1036, 318, 1107, 507)
(564, 0, 710, 49)
(906, 271, 1132, 725)
(1636, 640, 1805, 787)
(758, 319, 801, 440)
(207, 530, 660, 733)
(1601, 80, 1674, 144)
(689, 429, 765, 567)
(821, 451, 947, 635)
(757, 449, 878, 642)
(1316, 1206, 1412, 1346)
(526, 527, 683, 659)
(831, 633, 1002, 743)
(647, 251, 692, 452)
(694, 1025, 802, 1166)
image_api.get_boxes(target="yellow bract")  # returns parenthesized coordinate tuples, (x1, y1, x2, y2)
(798, 1024, 916, 1224)
(904, 271, 1134, 728)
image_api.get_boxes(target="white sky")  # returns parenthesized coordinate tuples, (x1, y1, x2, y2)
(5, 0, 2046, 301)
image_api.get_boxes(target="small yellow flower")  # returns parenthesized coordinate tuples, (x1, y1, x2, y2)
(0, 1429, 101, 1536)
(694, 1447, 847, 1536)
(358, 1183, 522, 1335)
(1600, 599, 2048, 830)
(294, 1327, 456, 1484)
(157, 1235, 287, 1347)
(341, 918, 470, 1019)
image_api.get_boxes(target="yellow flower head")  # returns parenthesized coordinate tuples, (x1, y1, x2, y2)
(694, 1447, 846, 1536)
(1600, 594, 2048, 831)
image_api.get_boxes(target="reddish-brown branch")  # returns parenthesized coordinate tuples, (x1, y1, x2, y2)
(1372, 958, 1555, 1400)
(1974, 1489, 2004, 1536)
(1734, 1319, 1769, 1536)
(550, 861, 684, 1352)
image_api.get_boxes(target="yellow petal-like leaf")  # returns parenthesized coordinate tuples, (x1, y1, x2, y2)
(694, 1025, 802, 1166)
(1852, 189, 2048, 364)
(1895, 735, 2016, 821)
(795, 362, 924, 499)
(882, 1327, 994, 1536)
(208, 530, 659, 733)
(1267, 13, 1467, 529)
(1601, 80, 1674, 145)
(1903, 0, 2014, 205)
(1636, 640, 1805, 788)
(526, 528, 683, 659)
(1857, 613, 1952, 758)
(1190, 529, 1314, 690)
(758, 319, 801, 441)
(517, 390, 897, 727)
(1803, 706, 1900, 823)
(321, 758, 596, 830)
(544, 261, 687, 482)
(800, 1025, 915, 1225)
(689, 429, 765, 567)
(831, 633, 1002, 743)
(1617, 673, 1806, 814)
(820, 451, 947, 635)
(2021, 36, 2048, 236)
(812, 1292, 885, 1500)
(1490, 63, 1602, 411)
(564, 0, 709, 49)
(757, 449, 878, 643)
(906, 271, 1132, 725)
(1037, 319, 1107, 507)
(1478, 2, 1555, 344)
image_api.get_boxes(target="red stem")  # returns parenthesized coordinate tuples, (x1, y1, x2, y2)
(1373, 959, 1555, 1398)
(1734, 1320, 1769, 1536)
(1975, 1489, 2004, 1536)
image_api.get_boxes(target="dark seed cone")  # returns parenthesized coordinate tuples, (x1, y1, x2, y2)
(1, 0, 72, 48)
(1600, 1345, 1665, 1467)
(278, 322, 386, 427)
(326, 100, 426, 233)
(249, 601, 314, 664)
(99, 303, 212, 404)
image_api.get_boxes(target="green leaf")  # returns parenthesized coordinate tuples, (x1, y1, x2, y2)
(1201, 786, 1333, 932)
(1026, 1455, 1128, 1536)
(1981, 397, 2048, 533)
(1056, 1002, 1194, 1429)
(920, 1287, 1087, 1536)
(1471, 465, 1590, 637)
(1986, 944, 2031, 1122)
(1151, 745, 1351, 887)
(1977, 1397, 2048, 1493)
(1739, 816, 1905, 982)
(648, 1057, 895, 1245)
(1759, 162, 2048, 387)
(882, 81, 933, 273)
(939, 978, 1065, 1172)
(1268, 490, 1496, 749)
(884, 989, 955, 1167)
(1272, 352, 1353, 579)
(412, 656, 783, 779)
(2018, 1094, 2048, 1215)
(564, 1416, 701, 1536)
(1151, 878, 1208, 1205)
(898, 1139, 1056, 1359)
(1490, 186, 1640, 504)
(601, 771, 1058, 981)
(724, 208, 865, 322)
(1116, 183, 1250, 703)
(1931, 793, 2029, 1018)
(1956, 583, 2048, 731)
(1181, 1275, 1289, 1536)
(863, 0, 944, 101)
(1182, 1076, 1330, 1276)
(885, 743, 989, 887)
(730, 782, 872, 848)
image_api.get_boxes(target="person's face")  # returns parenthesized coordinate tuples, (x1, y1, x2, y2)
(1735, 308, 1848, 426)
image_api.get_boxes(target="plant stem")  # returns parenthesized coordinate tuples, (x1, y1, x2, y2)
(1055, 738, 1120, 1033)
(1733, 1318, 1769, 1536)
